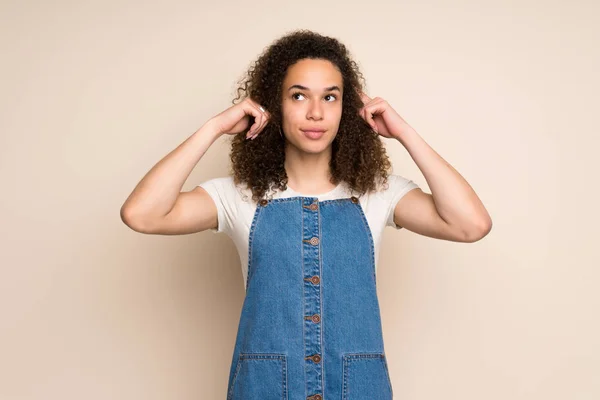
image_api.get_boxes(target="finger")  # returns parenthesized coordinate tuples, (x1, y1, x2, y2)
(362, 104, 379, 133)
(360, 101, 372, 124)
(359, 91, 372, 105)
(243, 97, 262, 134)
(355, 88, 370, 104)
(246, 103, 264, 137)
(251, 118, 268, 139)
(256, 108, 270, 135)
(358, 94, 374, 120)
(251, 107, 270, 139)
(250, 101, 270, 134)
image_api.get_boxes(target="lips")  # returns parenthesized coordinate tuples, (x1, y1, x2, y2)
(301, 128, 326, 140)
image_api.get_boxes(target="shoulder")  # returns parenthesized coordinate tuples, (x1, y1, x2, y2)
(376, 174, 416, 192)
(197, 175, 235, 190)
(367, 174, 419, 199)
(196, 176, 254, 234)
(197, 176, 254, 205)
(362, 173, 420, 230)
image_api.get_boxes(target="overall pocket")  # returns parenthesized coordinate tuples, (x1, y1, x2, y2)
(227, 353, 287, 400)
(342, 353, 393, 399)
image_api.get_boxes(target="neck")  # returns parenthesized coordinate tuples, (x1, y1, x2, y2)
(284, 144, 336, 194)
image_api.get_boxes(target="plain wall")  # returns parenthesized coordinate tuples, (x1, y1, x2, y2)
(1, 0, 598, 399)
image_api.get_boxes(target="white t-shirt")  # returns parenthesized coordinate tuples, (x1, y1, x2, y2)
(197, 175, 419, 291)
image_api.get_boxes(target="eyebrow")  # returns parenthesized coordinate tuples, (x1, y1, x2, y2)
(287, 84, 341, 92)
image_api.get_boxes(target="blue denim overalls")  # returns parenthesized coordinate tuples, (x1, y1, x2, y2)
(226, 195, 394, 400)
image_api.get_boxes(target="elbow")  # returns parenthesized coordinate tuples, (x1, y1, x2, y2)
(120, 206, 135, 227)
(120, 207, 153, 234)
(464, 218, 492, 243)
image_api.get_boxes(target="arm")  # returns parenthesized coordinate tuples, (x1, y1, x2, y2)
(393, 127, 492, 243)
(119, 119, 223, 234)
(120, 96, 271, 234)
(357, 92, 492, 243)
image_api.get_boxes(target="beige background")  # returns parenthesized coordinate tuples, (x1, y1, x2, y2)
(1, 0, 598, 399)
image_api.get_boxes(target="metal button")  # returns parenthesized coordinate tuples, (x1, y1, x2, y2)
(303, 237, 320, 246)
(309, 203, 318, 211)
(259, 199, 268, 206)
(304, 313, 320, 323)
(307, 395, 322, 400)
(304, 275, 320, 284)
(305, 354, 321, 363)
(350, 196, 359, 204)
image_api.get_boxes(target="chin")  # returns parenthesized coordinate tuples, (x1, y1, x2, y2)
(302, 146, 329, 155)
(297, 139, 333, 154)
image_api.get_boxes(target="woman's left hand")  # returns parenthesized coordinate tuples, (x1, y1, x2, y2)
(358, 91, 413, 140)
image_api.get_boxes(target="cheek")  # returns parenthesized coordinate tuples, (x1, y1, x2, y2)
(332, 107, 343, 123)
(283, 109, 303, 125)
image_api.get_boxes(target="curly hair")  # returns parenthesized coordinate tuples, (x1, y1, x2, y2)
(227, 29, 393, 203)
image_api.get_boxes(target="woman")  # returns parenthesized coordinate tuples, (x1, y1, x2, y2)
(121, 29, 492, 400)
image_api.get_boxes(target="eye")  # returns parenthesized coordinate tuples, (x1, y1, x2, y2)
(291, 92, 338, 102)
(291, 92, 305, 100)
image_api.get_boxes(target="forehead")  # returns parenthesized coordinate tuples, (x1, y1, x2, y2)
(283, 59, 343, 88)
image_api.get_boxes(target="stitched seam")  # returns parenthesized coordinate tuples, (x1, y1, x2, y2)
(343, 353, 390, 399)
(301, 197, 306, 398)
(283, 355, 288, 400)
(352, 201, 377, 286)
(318, 199, 325, 398)
(228, 353, 287, 399)
(264, 195, 353, 205)
(245, 204, 263, 290)
(227, 354, 243, 400)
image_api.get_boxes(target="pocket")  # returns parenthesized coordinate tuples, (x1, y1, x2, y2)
(342, 353, 393, 399)
(227, 353, 287, 400)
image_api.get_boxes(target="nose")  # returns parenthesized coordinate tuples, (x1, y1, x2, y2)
(306, 99, 324, 121)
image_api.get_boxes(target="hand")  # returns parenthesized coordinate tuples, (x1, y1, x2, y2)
(210, 97, 271, 139)
(358, 91, 413, 140)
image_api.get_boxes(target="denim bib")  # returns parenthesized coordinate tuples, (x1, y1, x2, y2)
(226, 196, 393, 400)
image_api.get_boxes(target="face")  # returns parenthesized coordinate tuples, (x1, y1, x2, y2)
(281, 58, 343, 154)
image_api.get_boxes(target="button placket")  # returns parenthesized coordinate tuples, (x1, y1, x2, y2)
(302, 197, 323, 397)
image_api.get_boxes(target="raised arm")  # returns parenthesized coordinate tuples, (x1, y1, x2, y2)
(120, 98, 271, 234)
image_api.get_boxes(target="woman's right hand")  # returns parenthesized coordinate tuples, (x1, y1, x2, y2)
(210, 97, 271, 140)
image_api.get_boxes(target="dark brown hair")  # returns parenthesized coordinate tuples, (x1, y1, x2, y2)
(227, 29, 392, 202)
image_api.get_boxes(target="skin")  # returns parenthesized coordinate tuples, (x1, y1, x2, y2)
(280, 58, 343, 194)
(243, 60, 493, 242)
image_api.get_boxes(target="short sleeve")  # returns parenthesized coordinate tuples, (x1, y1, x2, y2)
(384, 174, 420, 230)
(197, 176, 237, 235)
